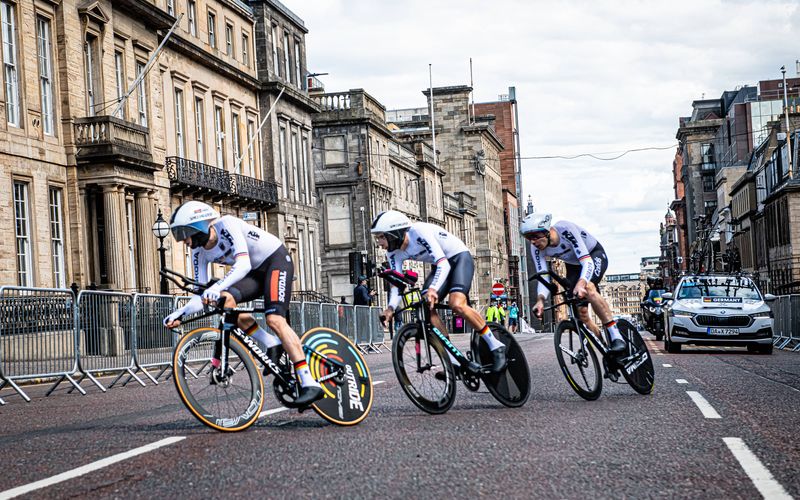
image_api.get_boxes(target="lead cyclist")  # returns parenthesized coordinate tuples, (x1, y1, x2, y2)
(522, 212, 626, 355)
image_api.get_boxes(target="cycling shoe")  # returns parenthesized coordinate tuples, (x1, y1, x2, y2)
(490, 346, 507, 373)
(609, 338, 626, 356)
(295, 385, 324, 407)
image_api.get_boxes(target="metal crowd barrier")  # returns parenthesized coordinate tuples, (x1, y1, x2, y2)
(0, 286, 80, 403)
(772, 295, 800, 351)
(132, 294, 176, 383)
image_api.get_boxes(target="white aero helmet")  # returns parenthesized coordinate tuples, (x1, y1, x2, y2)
(169, 201, 220, 248)
(520, 212, 552, 236)
(371, 210, 411, 251)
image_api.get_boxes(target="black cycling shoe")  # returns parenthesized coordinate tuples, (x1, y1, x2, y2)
(609, 338, 627, 357)
(490, 346, 508, 373)
(464, 360, 482, 375)
(295, 385, 324, 407)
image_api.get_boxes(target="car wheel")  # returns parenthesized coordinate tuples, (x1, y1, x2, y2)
(667, 339, 681, 353)
(759, 344, 773, 355)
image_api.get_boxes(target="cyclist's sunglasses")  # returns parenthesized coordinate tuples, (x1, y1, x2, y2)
(524, 231, 548, 241)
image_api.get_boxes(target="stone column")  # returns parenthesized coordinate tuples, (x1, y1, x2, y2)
(102, 184, 125, 290)
(135, 190, 157, 293)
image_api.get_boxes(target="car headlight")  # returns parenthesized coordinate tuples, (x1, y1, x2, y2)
(751, 311, 773, 318)
(671, 309, 695, 318)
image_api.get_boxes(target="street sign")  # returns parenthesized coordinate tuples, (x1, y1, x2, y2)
(242, 211, 259, 221)
(492, 282, 505, 296)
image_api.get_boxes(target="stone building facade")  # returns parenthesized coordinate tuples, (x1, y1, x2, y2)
(600, 273, 643, 320)
(0, 0, 317, 294)
(389, 86, 509, 307)
(250, 0, 320, 293)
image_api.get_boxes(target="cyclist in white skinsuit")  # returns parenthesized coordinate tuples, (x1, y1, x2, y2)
(162, 201, 323, 406)
(372, 210, 507, 373)
(523, 213, 626, 355)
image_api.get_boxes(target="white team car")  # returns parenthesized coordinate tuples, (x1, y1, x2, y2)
(662, 274, 776, 354)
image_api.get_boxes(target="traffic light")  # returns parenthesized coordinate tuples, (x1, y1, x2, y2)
(349, 251, 364, 284)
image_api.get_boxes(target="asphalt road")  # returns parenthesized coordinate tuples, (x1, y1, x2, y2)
(1, 331, 798, 499)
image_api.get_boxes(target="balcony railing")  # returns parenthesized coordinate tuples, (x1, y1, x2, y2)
(165, 157, 278, 208)
(231, 173, 278, 207)
(457, 192, 477, 212)
(443, 193, 461, 214)
(73, 115, 152, 166)
(166, 156, 233, 196)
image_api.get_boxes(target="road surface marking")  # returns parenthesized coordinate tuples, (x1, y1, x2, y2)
(0, 437, 185, 500)
(662, 363, 672, 367)
(686, 391, 721, 419)
(374, 380, 386, 385)
(676, 379, 688, 384)
(723, 437, 791, 499)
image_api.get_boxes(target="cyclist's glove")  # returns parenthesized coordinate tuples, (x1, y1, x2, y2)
(163, 310, 184, 327)
(202, 285, 222, 303)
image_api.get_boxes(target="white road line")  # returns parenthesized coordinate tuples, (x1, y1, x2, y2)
(663, 363, 673, 367)
(676, 379, 688, 384)
(723, 437, 792, 499)
(259, 407, 289, 418)
(686, 391, 721, 419)
(0, 437, 185, 500)
(374, 380, 386, 385)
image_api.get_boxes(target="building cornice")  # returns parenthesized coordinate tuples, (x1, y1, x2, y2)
(166, 32, 260, 91)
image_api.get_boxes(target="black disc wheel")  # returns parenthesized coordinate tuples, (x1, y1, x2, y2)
(471, 323, 531, 408)
(392, 323, 456, 414)
(616, 319, 655, 395)
(301, 328, 374, 426)
(173, 328, 264, 432)
(554, 321, 602, 401)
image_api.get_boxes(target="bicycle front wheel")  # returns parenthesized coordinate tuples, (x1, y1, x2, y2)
(301, 327, 374, 426)
(173, 327, 264, 432)
(554, 321, 602, 401)
(616, 319, 655, 395)
(393, 323, 456, 414)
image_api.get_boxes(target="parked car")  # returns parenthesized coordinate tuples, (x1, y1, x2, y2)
(663, 274, 776, 354)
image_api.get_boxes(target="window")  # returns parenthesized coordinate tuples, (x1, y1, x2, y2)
(2, 1, 20, 126)
(283, 32, 291, 82)
(298, 227, 306, 290)
(241, 32, 249, 66)
(231, 111, 241, 174)
(294, 39, 301, 87)
(187, 0, 197, 36)
(174, 88, 185, 156)
(125, 199, 136, 289)
(49, 187, 65, 288)
(194, 97, 205, 163)
(114, 50, 126, 119)
(308, 230, 317, 289)
(246, 119, 255, 175)
(279, 125, 288, 196)
(166, 0, 174, 16)
(704, 200, 717, 216)
(225, 23, 233, 57)
(702, 174, 714, 192)
(302, 135, 310, 204)
(291, 131, 300, 201)
(701, 143, 715, 170)
(37, 17, 54, 135)
(13, 181, 33, 286)
(214, 104, 225, 167)
(325, 193, 352, 245)
(323, 135, 346, 166)
(271, 25, 279, 76)
(207, 11, 216, 48)
(135, 61, 148, 126)
(84, 34, 100, 116)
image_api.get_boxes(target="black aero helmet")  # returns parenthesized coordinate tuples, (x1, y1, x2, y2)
(371, 210, 411, 251)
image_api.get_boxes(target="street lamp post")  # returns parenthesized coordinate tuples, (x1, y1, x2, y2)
(152, 209, 170, 295)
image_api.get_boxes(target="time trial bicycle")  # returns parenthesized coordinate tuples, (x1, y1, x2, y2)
(378, 267, 530, 414)
(162, 269, 373, 432)
(530, 271, 654, 400)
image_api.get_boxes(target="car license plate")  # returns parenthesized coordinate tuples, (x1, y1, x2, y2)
(708, 327, 739, 336)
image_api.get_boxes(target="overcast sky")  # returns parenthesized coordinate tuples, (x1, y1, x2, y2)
(280, 0, 799, 274)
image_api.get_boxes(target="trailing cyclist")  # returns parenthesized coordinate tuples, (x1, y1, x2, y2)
(522, 212, 626, 355)
(162, 200, 324, 407)
(371, 210, 507, 373)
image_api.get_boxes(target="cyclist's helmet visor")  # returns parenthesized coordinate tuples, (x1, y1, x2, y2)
(171, 224, 201, 242)
(524, 230, 549, 241)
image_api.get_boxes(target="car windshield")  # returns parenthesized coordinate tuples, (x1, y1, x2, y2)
(677, 276, 761, 300)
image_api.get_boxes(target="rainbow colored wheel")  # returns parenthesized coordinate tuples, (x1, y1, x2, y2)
(301, 327, 373, 426)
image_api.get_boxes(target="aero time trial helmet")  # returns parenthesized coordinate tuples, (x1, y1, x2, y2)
(371, 210, 411, 251)
(520, 212, 552, 237)
(169, 201, 220, 248)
